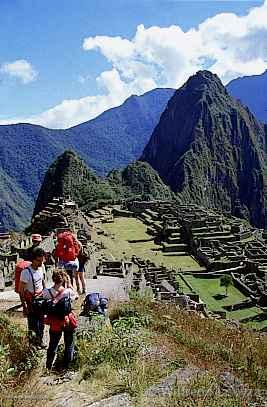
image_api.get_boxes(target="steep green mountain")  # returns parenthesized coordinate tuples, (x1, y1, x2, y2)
(141, 71, 267, 228)
(227, 70, 267, 124)
(33, 151, 174, 217)
(34, 150, 106, 215)
(0, 167, 33, 230)
(0, 88, 174, 229)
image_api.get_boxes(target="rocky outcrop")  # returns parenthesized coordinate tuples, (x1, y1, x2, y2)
(141, 71, 267, 228)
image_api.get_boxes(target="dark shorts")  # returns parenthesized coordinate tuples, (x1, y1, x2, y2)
(78, 264, 85, 273)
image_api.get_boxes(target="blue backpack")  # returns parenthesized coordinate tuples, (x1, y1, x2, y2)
(82, 293, 108, 316)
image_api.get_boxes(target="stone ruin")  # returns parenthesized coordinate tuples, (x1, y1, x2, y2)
(123, 200, 267, 321)
(130, 255, 205, 311)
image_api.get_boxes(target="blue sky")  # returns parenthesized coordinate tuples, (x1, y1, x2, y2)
(0, 0, 266, 128)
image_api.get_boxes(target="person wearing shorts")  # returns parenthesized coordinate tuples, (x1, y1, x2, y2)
(58, 258, 79, 286)
(75, 250, 88, 295)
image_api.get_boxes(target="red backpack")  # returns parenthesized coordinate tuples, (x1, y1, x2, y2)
(54, 232, 80, 262)
(15, 260, 31, 293)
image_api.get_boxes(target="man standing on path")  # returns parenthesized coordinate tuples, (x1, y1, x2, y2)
(23, 234, 43, 261)
(19, 247, 46, 348)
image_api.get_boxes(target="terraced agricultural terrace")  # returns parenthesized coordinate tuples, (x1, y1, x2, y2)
(100, 217, 202, 271)
(89, 200, 267, 331)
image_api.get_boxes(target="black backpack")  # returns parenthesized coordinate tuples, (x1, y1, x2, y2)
(44, 290, 72, 318)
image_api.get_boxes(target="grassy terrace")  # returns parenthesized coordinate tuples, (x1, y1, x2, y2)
(183, 275, 267, 329)
(101, 217, 203, 271)
(100, 216, 266, 329)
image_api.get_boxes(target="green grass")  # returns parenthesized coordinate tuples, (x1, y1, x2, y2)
(227, 307, 262, 320)
(182, 275, 267, 327)
(101, 217, 202, 271)
(183, 275, 247, 311)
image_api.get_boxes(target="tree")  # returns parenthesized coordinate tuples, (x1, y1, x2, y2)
(220, 275, 233, 296)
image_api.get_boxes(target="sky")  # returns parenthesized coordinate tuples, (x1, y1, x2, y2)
(0, 0, 266, 129)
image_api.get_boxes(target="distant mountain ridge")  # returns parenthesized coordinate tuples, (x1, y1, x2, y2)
(141, 70, 267, 228)
(0, 88, 174, 229)
(227, 70, 267, 124)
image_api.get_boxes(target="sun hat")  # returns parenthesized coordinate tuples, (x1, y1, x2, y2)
(31, 233, 42, 242)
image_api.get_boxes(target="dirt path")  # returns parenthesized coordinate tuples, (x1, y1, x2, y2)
(85, 276, 129, 301)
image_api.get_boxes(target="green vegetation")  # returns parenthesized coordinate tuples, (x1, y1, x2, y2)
(75, 299, 266, 404)
(34, 151, 174, 218)
(0, 88, 174, 229)
(220, 275, 233, 296)
(0, 314, 39, 392)
(141, 70, 267, 228)
(184, 275, 246, 309)
(182, 275, 267, 328)
(1, 299, 266, 406)
(0, 167, 33, 230)
(101, 217, 202, 271)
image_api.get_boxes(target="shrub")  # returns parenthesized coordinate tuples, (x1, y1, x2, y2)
(0, 314, 39, 390)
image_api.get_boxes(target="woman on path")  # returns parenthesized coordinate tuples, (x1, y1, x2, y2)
(76, 248, 89, 295)
(42, 269, 78, 370)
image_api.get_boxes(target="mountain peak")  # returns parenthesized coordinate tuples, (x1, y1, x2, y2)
(179, 70, 227, 101)
(141, 71, 267, 228)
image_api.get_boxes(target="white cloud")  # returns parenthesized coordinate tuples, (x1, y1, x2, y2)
(0, 59, 38, 84)
(1, 0, 267, 128)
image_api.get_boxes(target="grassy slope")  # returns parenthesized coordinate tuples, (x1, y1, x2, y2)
(4, 298, 266, 406)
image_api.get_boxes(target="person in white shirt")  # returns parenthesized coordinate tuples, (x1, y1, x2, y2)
(19, 247, 46, 348)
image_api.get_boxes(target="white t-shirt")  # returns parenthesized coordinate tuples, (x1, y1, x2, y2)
(42, 287, 76, 302)
(20, 266, 44, 294)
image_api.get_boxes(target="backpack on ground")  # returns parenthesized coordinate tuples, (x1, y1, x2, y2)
(54, 231, 80, 262)
(15, 260, 31, 293)
(81, 293, 108, 316)
(44, 291, 72, 318)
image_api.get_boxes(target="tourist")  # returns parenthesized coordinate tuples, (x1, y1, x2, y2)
(42, 269, 77, 370)
(81, 292, 108, 317)
(23, 234, 43, 261)
(54, 230, 81, 287)
(19, 247, 46, 348)
(76, 248, 89, 295)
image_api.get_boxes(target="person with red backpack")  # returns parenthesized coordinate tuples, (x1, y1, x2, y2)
(54, 231, 81, 287)
(19, 247, 46, 348)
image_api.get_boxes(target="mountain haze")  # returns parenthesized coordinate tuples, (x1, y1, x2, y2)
(141, 71, 267, 228)
(0, 88, 174, 229)
(227, 70, 267, 124)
